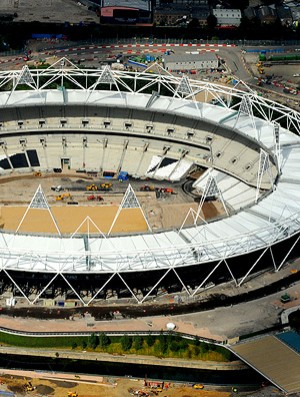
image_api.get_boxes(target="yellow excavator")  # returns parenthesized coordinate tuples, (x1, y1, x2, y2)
(86, 184, 98, 191)
(24, 378, 36, 392)
(68, 392, 78, 397)
(56, 193, 72, 201)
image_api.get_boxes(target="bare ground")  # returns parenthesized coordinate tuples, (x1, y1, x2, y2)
(0, 372, 231, 397)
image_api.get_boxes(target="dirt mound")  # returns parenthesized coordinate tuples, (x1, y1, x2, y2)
(36, 384, 55, 394)
(8, 384, 25, 394)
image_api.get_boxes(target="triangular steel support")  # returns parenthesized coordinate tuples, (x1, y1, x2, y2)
(276, 233, 300, 272)
(234, 95, 257, 140)
(255, 149, 274, 203)
(15, 185, 61, 235)
(196, 172, 229, 219)
(3, 269, 31, 304)
(31, 273, 60, 304)
(140, 268, 172, 303)
(224, 259, 238, 287)
(273, 121, 281, 173)
(117, 273, 141, 303)
(17, 65, 37, 87)
(142, 62, 173, 76)
(108, 184, 151, 235)
(6, 65, 38, 105)
(46, 57, 79, 70)
(86, 272, 117, 306)
(173, 74, 200, 112)
(191, 259, 223, 296)
(86, 65, 122, 102)
(175, 75, 194, 98)
(172, 267, 191, 296)
(179, 207, 206, 233)
(237, 247, 269, 287)
(71, 216, 106, 239)
(60, 273, 86, 306)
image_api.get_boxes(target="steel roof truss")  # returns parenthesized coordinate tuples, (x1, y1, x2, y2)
(192, 259, 223, 297)
(86, 272, 117, 306)
(237, 246, 269, 287)
(140, 268, 172, 304)
(60, 272, 85, 306)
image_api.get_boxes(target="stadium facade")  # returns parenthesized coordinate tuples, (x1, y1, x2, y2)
(0, 58, 300, 306)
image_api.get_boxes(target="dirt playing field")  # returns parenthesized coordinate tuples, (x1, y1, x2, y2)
(0, 174, 224, 235)
(0, 206, 149, 235)
(0, 370, 231, 397)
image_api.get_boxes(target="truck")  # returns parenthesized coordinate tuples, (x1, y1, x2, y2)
(118, 171, 129, 182)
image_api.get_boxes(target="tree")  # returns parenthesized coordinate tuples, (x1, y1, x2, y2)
(133, 336, 144, 351)
(170, 340, 180, 352)
(188, 18, 200, 29)
(201, 342, 209, 353)
(88, 333, 99, 350)
(81, 340, 87, 350)
(179, 338, 188, 350)
(207, 14, 217, 30)
(121, 335, 132, 351)
(146, 334, 155, 347)
(99, 332, 111, 348)
(159, 336, 168, 354)
(71, 341, 78, 350)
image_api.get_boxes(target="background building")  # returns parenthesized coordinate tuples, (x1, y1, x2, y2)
(257, 5, 277, 24)
(212, 8, 242, 27)
(100, 0, 152, 24)
(154, 5, 189, 26)
(163, 52, 218, 71)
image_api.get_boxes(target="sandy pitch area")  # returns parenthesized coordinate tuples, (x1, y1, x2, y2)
(0, 206, 149, 235)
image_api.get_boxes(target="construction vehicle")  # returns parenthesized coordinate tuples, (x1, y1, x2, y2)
(118, 171, 129, 182)
(193, 384, 204, 389)
(140, 185, 155, 192)
(56, 193, 71, 201)
(257, 78, 264, 87)
(24, 378, 36, 392)
(99, 182, 112, 191)
(67, 392, 78, 397)
(280, 293, 291, 303)
(51, 185, 62, 192)
(86, 184, 98, 191)
(87, 194, 103, 201)
(162, 187, 175, 194)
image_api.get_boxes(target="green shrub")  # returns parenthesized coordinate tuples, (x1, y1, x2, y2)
(120, 335, 132, 351)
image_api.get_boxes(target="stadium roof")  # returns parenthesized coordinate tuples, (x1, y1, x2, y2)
(0, 60, 300, 303)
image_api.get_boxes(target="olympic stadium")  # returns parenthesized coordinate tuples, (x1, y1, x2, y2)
(0, 57, 300, 306)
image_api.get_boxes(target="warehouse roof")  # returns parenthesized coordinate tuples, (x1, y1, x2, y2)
(163, 52, 218, 63)
(102, 0, 150, 11)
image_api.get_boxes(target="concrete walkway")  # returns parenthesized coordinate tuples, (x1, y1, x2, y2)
(0, 283, 299, 342)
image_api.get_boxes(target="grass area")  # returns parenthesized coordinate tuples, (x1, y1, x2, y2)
(0, 332, 232, 362)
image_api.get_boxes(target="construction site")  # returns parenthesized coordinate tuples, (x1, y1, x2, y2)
(0, 369, 233, 397)
(0, 171, 222, 235)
